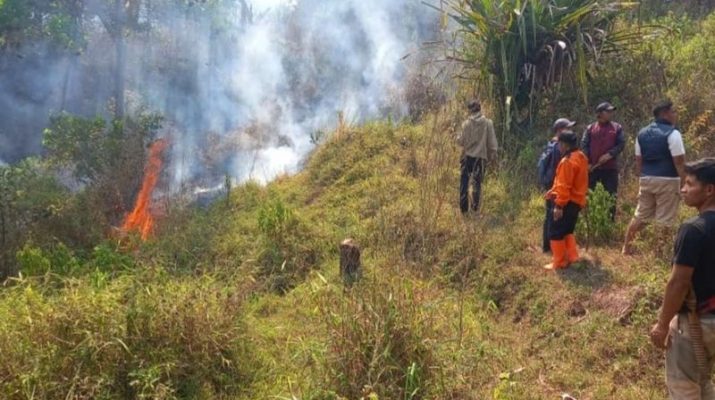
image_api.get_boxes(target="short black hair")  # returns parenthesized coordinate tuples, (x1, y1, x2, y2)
(685, 158, 715, 185)
(557, 131, 579, 148)
(467, 99, 481, 113)
(653, 100, 674, 119)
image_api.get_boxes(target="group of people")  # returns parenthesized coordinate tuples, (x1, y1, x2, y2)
(537, 100, 687, 265)
(456, 99, 715, 398)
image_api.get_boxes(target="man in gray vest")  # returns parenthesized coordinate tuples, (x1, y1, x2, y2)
(623, 100, 686, 255)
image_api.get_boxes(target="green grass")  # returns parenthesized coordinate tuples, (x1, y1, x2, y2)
(0, 113, 682, 399)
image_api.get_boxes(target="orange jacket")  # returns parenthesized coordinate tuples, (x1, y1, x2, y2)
(547, 150, 589, 208)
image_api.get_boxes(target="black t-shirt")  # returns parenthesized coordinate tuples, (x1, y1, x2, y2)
(674, 211, 715, 310)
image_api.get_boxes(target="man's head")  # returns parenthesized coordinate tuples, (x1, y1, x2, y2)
(557, 131, 579, 154)
(653, 100, 677, 125)
(467, 99, 481, 114)
(596, 102, 616, 122)
(682, 158, 715, 210)
(553, 118, 576, 134)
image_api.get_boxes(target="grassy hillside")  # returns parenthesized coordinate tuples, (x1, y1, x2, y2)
(0, 105, 683, 399)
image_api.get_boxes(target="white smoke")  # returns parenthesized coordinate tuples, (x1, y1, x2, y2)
(0, 0, 441, 189)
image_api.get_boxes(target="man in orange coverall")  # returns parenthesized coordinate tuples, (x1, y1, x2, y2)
(544, 131, 589, 270)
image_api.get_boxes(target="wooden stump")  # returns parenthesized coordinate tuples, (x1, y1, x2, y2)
(339, 239, 362, 287)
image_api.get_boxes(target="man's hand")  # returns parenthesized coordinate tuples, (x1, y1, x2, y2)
(650, 322, 670, 349)
(598, 153, 613, 165)
(553, 207, 563, 221)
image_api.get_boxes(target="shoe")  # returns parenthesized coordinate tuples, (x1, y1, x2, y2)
(544, 240, 568, 270)
(564, 234, 580, 264)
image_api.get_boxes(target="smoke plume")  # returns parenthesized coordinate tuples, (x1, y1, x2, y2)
(0, 0, 440, 188)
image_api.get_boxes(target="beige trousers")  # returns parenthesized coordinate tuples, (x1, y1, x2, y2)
(667, 314, 715, 399)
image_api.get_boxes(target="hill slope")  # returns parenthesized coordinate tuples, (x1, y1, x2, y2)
(1, 112, 678, 399)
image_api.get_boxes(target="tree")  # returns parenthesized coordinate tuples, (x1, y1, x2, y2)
(0, 159, 67, 278)
(446, 0, 637, 134)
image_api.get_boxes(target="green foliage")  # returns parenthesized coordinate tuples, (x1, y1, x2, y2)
(16, 244, 51, 276)
(257, 198, 321, 293)
(661, 13, 715, 119)
(0, 273, 259, 399)
(43, 112, 161, 183)
(0, 159, 68, 277)
(17, 242, 134, 279)
(578, 182, 617, 244)
(0, 0, 84, 49)
(258, 198, 295, 239)
(322, 277, 436, 400)
(447, 0, 638, 132)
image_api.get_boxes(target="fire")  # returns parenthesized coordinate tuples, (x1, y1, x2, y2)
(122, 139, 168, 240)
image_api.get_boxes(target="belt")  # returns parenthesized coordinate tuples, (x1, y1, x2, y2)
(698, 295, 715, 315)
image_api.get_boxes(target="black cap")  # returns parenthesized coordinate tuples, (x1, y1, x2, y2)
(596, 102, 617, 113)
(553, 118, 576, 131)
(557, 131, 579, 147)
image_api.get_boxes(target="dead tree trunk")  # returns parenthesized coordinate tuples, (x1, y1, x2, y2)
(339, 239, 361, 287)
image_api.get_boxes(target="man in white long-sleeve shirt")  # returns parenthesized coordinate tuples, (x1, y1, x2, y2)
(455, 99, 498, 214)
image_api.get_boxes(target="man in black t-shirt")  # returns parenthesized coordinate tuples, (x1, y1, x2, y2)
(650, 158, 715, 399)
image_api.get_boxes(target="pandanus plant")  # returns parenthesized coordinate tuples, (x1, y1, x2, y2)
(445, 0, 640, 134)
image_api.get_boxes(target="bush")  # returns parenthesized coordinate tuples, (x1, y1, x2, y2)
(0, 159, 69, 277)
(578, 183, 618, 245)
(0, 273, 258, 399)
(256, 198, 322, 293)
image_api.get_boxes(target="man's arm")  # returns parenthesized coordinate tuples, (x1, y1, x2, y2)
(674, 155, 686, 182)
(635, 156, 643, 178)
(658, 265, 693, 327)
(455, 120, 466, 147)
(652, 222, 704, 349)
(608, 126, 626, 157)
(669, 130, 686, 182)
(455, 120, 472, 147)
(651, 265, 693, 348)
(487, 120, 498, 161)
(581, 127, 591, 160)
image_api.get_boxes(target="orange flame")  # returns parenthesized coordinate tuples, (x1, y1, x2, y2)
(122, 139, 168, 240)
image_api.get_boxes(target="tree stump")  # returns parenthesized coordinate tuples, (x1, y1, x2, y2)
(339, 239, 362, 287)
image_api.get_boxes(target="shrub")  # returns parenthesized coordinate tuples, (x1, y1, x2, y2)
(578, 183, 618, 245)
(0, 273, 258, 399)
(257, 198, 322, 293)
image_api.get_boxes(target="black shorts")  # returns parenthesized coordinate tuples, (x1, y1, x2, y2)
(550, 202, 581, 240)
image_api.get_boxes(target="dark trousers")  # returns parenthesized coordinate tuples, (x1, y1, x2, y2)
(589, 168, 618, 220)
(543, 200, 554, 252)
(460, 156, 485, 214)
(550, 202, 581, 240)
